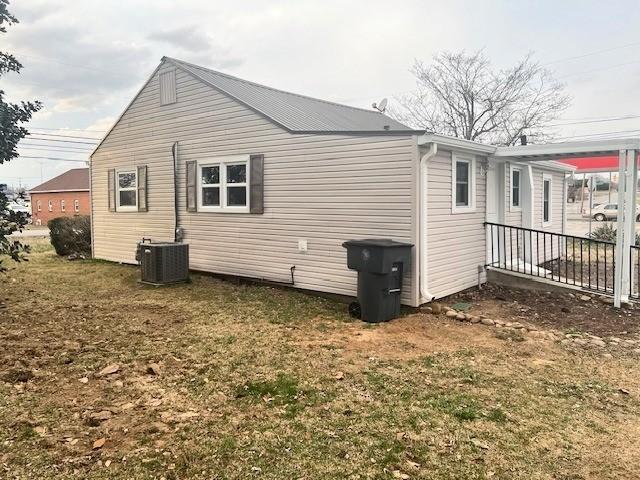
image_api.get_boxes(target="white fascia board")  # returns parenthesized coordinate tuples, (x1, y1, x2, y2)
(494, 138, 640, 158)
(502, 158, 576, 173)
(417, 133, 497, 155)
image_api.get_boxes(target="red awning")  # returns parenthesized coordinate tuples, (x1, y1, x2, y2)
(560, 156, 620, 173)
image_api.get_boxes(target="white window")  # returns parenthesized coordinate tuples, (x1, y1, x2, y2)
(48, 200, 52, 212)
(543, 174, 552, 225)
(74, 199, 80, 212)
(510, 166, 522, 210)
(197, 156, 249, 212)
(451, 153, 476, 213)
(116, 170, 137, 211)
(61, 200, 66, 212)
(37, 200, 41, 212)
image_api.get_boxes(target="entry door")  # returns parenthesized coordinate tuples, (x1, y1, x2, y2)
(485, 160, 504, 265)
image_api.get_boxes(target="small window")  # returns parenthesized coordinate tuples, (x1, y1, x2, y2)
(117, 170, 137, 211)
(48, 200, 53, 212)
(451, 153, 475, 213)
(197, 157, 249, 212)
(543, 175, 552, 224)
(511, 167, 521, 209)
(37, 200, 41, 212)
(61, 200, 65, 212)
(74, 199, 80, 212)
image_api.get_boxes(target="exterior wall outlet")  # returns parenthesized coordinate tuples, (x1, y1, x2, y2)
(298, 239, 308, 253)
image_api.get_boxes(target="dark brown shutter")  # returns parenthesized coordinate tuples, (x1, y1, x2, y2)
(249, 154, 264, 214)
(107, 169, 116, 212)
(137, 165, 148, 212)
(186, 160, 197, 212)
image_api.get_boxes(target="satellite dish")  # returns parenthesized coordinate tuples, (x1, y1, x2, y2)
(373, 98, 388, 113)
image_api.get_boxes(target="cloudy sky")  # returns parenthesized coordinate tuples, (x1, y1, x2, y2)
(2, 0, 640, 189)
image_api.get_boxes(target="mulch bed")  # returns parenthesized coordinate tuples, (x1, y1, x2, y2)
(447, 283, 640, 337)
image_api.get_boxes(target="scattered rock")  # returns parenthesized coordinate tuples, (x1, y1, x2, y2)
(79, 377, 89, 384)
(335, 371, 345, 381)
(431, 303, 443, 314)
(602, 353, 613, 359)
(470, 438, 489, 450)
(445, 310, 458, 318)
(600, 296, 615, 305)
(98, 364, 120, 376)
(146, 363, 161, 376)
(480, 318, 495, 326)
(392, 471, 410, 479)
(92, 437, 106, 450)
(590, 339, 606, 348)
(469, 316, 481, 324)
(455, 313, 466, 321)
(34, 426, 47, 436)
(89, 410, 113, 422)
(579, 295, 591, 302)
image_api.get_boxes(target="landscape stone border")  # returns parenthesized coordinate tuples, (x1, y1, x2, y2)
(422, 301, 640, 356)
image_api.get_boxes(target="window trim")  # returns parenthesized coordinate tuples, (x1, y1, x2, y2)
(543, 173, 552, 226)
(48, 200, 53, 212)
(451, 152, 476, 214)
(510, 165, 522, 211)
(60, 199, 65, 212)
(37, 200, 41, 212)
(74, 199, 80, 212)
(116, 169, 138, 212)
(197, 155, 250, 213)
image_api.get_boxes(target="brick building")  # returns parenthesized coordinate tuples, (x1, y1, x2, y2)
(29, 168, 90, 225)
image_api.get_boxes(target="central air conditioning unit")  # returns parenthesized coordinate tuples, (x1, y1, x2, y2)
(137, 241, 189, 285)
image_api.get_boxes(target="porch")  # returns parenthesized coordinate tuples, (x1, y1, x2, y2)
(486, 138, 640, 307)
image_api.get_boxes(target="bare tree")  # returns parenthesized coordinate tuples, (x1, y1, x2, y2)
(392, 51, 570, 146)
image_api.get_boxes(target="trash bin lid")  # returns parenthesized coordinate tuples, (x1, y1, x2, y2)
(342, 238, 414, 248)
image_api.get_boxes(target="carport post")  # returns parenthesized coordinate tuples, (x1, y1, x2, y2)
(614, 149, 637, 307)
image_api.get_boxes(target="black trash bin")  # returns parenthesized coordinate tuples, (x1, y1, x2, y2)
(342, 239, 413, 323)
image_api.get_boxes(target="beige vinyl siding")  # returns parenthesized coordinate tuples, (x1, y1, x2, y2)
(91, 61, 418, 305)
(426, 150, 487, 299)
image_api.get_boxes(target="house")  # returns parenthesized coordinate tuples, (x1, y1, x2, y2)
(90, 57, 573, 307)
(29, 168, 90, 225)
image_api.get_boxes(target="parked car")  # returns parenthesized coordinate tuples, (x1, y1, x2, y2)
(586, 203, 640, 222)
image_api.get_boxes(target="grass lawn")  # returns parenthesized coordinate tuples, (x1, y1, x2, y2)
(1, 245, 640, 479)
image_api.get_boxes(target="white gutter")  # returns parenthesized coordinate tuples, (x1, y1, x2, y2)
(419, 142, 438, 303)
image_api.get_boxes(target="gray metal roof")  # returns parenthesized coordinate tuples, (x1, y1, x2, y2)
(164, 57, 416, 134)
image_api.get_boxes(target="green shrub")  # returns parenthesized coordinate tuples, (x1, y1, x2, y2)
(588, 223, 640, 245)
(48, 216, 91, 257)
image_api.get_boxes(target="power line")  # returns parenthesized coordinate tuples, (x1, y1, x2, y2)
(26, 132, 102, 141)
(549, 115, 640, 127)
(543, 41, 640, 66)
(28, 126, 106, 133)
(18, 146, 91, 154)
(26, 136, 98, 145)
(19, 142, 93, 151)
(17, 155, 88, 163)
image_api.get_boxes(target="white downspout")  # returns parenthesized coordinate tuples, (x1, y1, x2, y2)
(419, 143, 438, 303)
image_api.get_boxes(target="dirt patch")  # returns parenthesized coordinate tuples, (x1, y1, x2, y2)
(448, 283, 640, 336)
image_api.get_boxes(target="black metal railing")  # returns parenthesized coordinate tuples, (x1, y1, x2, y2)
(485, 222, 616, 295)
(631, 245, 640, 299)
